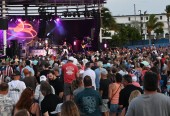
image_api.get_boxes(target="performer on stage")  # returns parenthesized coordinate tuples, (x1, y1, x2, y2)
(62, 41, 68, 56)
(81, 40, 86, 52)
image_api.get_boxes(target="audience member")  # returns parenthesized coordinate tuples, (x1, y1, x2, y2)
(126, 72, 170, 116)
(0, 82, 14, 116)
(14, 87, 40, 116)
(75, 75, 102, 116)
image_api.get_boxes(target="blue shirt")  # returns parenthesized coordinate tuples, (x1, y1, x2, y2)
(75, 88, 102, 116)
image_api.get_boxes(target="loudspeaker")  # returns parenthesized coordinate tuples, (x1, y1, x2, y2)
(37, 20, 46, 38)
(0, 19, 8, 30)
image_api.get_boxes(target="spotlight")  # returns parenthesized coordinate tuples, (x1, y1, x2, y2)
(18, 18, 22, 22)
(56, 18, 60, 22)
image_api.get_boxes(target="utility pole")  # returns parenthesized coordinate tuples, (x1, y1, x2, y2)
(138, 10, 142, 35)
(2, 0, 7, 56)
(144, 11, 147, 40)
(134, 4, 137, 28)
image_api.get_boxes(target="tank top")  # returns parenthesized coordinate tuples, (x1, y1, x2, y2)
(111, 83, 121, 104)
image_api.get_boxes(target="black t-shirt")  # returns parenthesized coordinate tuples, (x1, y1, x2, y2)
(99, 78, 111, 99)
(49, 76, 64, 96)
(41, 94, 62, 116)
(119, 84, 143, 108)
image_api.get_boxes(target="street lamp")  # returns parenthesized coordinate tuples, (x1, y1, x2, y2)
(144, 11, 147, 40)
(138, 10, 142, 35)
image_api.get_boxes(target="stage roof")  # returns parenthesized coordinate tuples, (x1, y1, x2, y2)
(4, 0, 107, 5)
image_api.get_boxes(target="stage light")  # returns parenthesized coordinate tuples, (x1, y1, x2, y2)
(45, 39, 48, 44)
(47, 33, 50, 36)
(18, 18, 22, 22)
(10, 18, 13, 22)
(56, 18, 60, 22)
(104, 43, 107, 48)
(74, 41, 76, 46)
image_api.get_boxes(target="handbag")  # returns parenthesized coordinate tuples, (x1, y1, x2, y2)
(108, 84, 121, 108)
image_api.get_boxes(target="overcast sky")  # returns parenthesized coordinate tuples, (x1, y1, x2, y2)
(105, 0, 170, 16)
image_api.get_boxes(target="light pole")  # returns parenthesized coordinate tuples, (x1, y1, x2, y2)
(138, 10, 142, 35)
(144, 11, 147, 40)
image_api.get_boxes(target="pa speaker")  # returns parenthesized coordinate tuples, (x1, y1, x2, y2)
(0, 19, 8, 30)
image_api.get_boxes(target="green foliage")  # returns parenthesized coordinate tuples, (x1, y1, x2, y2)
(146, 14, 164, 35)
(166, 5, 170, 18)
(101, 7, 118, 31)
(109, 25, 142, 47)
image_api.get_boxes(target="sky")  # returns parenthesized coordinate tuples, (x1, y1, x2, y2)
(105, 0, 170, 16)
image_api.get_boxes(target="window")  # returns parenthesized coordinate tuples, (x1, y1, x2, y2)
(146, 17, 148, 20)
(128, 17, 131, 21)
(141, 23, 143, 27)
(141, 17, 143, 20)
(160, 16, 162, 20)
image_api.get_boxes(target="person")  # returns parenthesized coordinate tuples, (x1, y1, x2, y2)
(40, 63, 50, 77)
(99, 68, 111, 116)
(119, 74, 143, 113)
(22, 68, 37, 90)
(62, 41, 68, 56)
(81, 40, 86, 52)
(14, 87, 40, 116)
(14, 109, 30, 116)
(62, 56, 78, 101)
(21, 60, 35, 79)
(83, 62, 96, 90)
(0, 82, 14, 116)
(8, 70, 26, 104)
(95, 61, 105, 91)
(121, 90, 141, 116)
(126, 72, 170, 116)
(109, 73, 123, 116)
(73, 77, 84, 97)
(34, 75, 55, 107)
(47, 70, 64, 98)
(40, 81, 62, 116)
(61, 101, 80, 116)
(75, 75, 102, 116)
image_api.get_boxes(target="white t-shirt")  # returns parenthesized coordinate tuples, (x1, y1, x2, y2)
(83, 68, 96, 90)
(8, 80, 26, 104)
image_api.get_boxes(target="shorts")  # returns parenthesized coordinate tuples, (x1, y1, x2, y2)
(64, 83, 72, 96)
(110, 104, 119, 113)
(100, 99, 109, 112)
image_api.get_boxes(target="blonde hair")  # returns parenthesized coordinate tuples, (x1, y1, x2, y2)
(61, 101, 80, 116)
(129, 90, 141, 103)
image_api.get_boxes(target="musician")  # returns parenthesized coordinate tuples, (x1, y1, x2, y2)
(62, 41, 68, 55)
(81, 40, 86, 52)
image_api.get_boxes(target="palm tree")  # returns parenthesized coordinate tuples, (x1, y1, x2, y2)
(146, 14, 164, 45)
(165, 5, 170, 43)
(101, 7, 117, 35)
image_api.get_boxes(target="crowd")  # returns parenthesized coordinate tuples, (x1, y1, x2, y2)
(0, 45, 170, 116)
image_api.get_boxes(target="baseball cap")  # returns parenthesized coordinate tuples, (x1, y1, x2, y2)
(68, 56, 74, 61)
(40, 75, 47, 82)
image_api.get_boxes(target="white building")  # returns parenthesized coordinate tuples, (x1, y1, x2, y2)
(113, 14, 169, 40)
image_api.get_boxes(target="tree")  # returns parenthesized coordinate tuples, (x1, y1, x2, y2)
(110, 25, 142, 47)
(146, 14, 164, 45)
(166, 5, 170, 42)
(154, 28, 164, 39)
(101, 7, 117, 36)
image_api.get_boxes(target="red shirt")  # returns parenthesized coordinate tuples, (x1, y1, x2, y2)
(62, 62, 78, 84)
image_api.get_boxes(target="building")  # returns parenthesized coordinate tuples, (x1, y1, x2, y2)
(113, 13, 169, 40)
